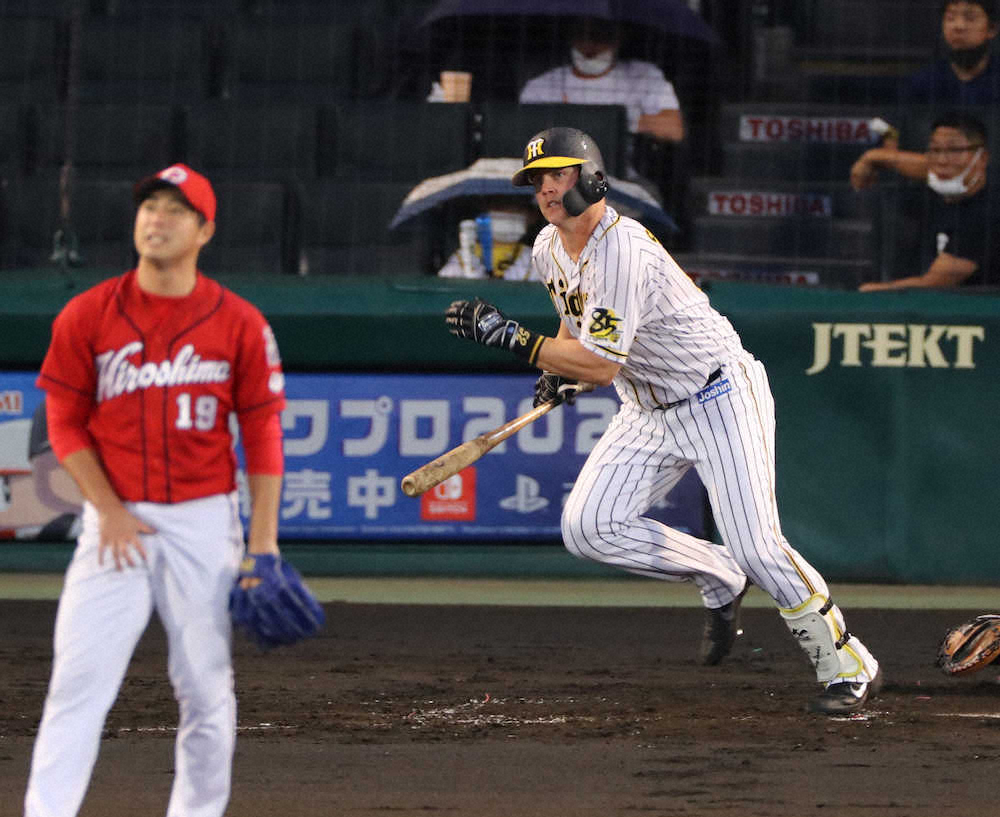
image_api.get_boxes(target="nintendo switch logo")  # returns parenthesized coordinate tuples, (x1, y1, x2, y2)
(420, 468, 476, 521)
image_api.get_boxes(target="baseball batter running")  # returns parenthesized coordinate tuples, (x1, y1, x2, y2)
(24, 164, 287, 816)
(445, 128, 882, 715)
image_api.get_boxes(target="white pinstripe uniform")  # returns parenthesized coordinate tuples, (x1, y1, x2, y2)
(534, 205, 879, 687)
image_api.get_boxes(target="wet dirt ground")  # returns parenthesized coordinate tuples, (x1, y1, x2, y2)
(2, 599, 998, 816)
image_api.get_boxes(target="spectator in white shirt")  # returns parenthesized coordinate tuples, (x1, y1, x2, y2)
(518, 17, 685, 148)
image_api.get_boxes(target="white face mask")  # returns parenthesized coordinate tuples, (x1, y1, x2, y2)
(487, 210, 528, 242)
(571, 46, 615, 77)
(927, 148, 983, 196)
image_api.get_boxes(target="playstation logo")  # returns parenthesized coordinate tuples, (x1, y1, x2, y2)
(499, 474, 549, 513)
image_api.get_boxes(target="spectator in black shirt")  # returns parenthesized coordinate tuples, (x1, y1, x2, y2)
(857, 112, 999, 290)
(905, 1, 1000, 106)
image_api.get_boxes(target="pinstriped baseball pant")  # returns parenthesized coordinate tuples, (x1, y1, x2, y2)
(562, 353, 842, 613)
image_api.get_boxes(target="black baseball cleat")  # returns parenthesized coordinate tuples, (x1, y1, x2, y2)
(808, 668, 884, 715)
(699, 578, 750, 666)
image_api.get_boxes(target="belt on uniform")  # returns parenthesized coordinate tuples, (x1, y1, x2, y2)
(655, 368, 722, 411)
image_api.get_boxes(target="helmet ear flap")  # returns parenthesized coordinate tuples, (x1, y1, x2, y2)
(583, 168, 609, 202)
(561, 187, 589, 217)
(571, 163, 608, 214)
(562, 166, 608, 216)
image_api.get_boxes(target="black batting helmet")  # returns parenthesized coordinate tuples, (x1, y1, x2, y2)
(511, 127, 609, 216)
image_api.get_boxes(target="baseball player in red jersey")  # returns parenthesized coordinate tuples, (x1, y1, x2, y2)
(24, 164, 286, 817)
(447, 128, 882, 715)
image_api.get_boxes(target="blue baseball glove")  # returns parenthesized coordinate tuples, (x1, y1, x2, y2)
(230, 553, 325, 650)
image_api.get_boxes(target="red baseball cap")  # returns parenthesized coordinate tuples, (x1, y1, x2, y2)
(134, 163, 217, 223)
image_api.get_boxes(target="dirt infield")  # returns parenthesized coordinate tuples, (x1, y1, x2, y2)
(2, 596, 999, 816)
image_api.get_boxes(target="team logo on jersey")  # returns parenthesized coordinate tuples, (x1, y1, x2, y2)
(95, 342, 230, 402)
(588, 307, 622, 343)
(263, 325, 282, 367)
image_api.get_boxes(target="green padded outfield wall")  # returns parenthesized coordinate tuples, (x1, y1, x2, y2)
(4, 270, 998, 584)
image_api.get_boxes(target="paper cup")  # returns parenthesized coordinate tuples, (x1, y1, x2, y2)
(440, 71, 472, 103)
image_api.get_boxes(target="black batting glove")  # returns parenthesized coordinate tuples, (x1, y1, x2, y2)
(446, 298, 518, 348)
(533, 372, 579, 407)
(446, 298, 544, 364)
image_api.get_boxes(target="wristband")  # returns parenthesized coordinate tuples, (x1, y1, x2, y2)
(510, 326, 545, 365)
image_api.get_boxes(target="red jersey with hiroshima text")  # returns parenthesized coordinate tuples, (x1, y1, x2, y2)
(37, 270, 286, 504)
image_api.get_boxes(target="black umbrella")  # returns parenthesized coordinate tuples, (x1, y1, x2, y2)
(410, 0, 721, 105)
(421, 0, 720, 44)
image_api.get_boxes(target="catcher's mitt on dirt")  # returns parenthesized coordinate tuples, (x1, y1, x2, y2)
(936, 614, 1000, 676)
(230, 554, 325, 650)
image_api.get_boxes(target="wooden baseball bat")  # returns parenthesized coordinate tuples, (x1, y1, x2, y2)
(400, 386, 591, 498)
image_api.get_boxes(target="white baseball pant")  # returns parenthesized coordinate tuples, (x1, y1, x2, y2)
(24, 493, 243, 817)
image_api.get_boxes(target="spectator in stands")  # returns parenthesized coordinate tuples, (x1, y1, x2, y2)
(854, 112, 999, 290)
(517, 16, 690, 244)
(518, 17, 685, 171)
(904, 1, 1000, 106)
(437, 201, 543, 280)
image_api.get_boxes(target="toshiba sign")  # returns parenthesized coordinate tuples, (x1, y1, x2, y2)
(708, 191, 833, 217)
(739, 116, 877, 144)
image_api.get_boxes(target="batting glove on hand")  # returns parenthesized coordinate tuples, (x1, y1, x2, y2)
(446, 298, 545, 364)
(533, 372, 579, 407)
(446, 298, 521, 349)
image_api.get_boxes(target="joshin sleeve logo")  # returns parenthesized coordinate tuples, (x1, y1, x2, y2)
(588, 307, 623, 345)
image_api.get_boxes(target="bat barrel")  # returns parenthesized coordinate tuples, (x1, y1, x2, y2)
(400, 474, 422, 497)
(398, 390, 591, 499)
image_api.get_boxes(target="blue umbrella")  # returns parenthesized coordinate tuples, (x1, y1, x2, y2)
(421, 0, 720, 45)
(389, 158, 678, 232)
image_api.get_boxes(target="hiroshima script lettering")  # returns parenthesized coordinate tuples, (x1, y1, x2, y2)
(96, 342, 231, 402)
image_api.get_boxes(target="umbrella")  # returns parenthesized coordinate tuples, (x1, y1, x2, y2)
(420, 0, 720, 45)
(389, 157, 678, 232)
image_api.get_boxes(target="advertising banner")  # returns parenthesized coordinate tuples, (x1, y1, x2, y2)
(0, 373, 83, 542)
(0, 372, 707, 543)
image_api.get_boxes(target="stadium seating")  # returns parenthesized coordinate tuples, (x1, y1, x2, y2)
(679, 102, 888, 287)
(218, 20, 364, 104)
(0, 16, 64, 103)
(317, 101, 471, 182)
(476, 102, 628, 178)
(99, 0, 238, 18)
(296, 179, 424, 276)
(186, 102, 318, 182)
(72, 17, 210, 103)
(0, 174, 135, 271)
(0, 104, 30, 177)
(199, 181, 300, 275)
(1, 174, 300, 275)
(0, 1, 994, 283)
(0, 0, 71, 15)
(31, 103, 185, 178)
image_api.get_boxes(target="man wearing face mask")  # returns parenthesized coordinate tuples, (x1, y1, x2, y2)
(855, 112, 999, 290)
(905, 1, 1000, 106)
(436, 203, 543, 280)
(519, 17, 685, 155)
(518, 17, 688, 243)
